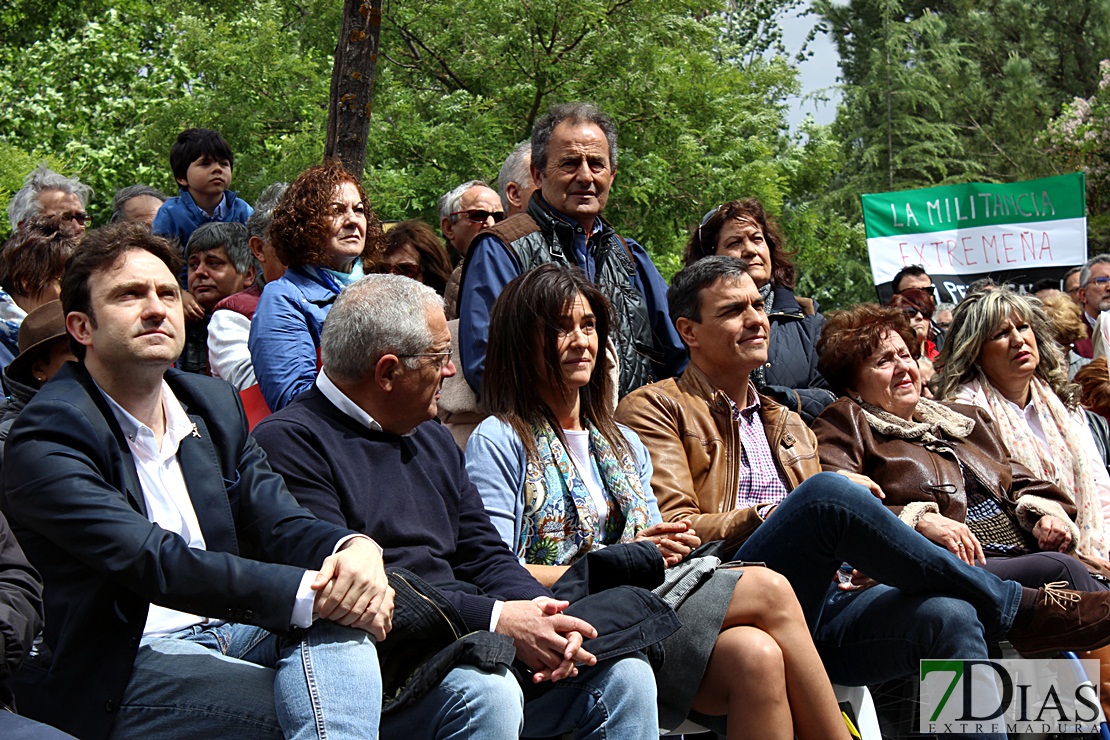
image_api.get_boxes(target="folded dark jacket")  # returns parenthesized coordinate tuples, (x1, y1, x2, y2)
(379, 568, 515, 714)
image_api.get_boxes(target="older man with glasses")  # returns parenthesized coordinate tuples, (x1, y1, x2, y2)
(1079, 254, 1110, 359)
(6, 165, 92, 236)
(439, 180, 504, 319)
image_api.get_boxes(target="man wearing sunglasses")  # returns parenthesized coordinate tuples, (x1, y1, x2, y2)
(7, 165, 91, 236)
(1078, 254, 1110, 358)
(458, 102, 685, 400)
(439, 181, 504, 319)
(891, 264, 947, 351)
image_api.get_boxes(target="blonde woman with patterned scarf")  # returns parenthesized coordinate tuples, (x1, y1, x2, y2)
(936, 284, 1110, 562)
(465, 264, 851, 740)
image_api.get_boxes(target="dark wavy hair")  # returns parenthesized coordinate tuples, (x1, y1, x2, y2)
(483, 263, 626, 460)
(269, 161, 383, 269)
(0, 215, 80, 300)
(682, 197, 795, 289)
(816, 304, 919, 396)
(378, 220, 453, 295)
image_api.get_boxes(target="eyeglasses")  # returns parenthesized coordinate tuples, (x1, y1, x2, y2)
(451, 209, 505, 224)
(54, 211, 89, 225)
(1085, 276, 1110, 288)
(399, 351, 453, 370)
(373, 262, 422, 279)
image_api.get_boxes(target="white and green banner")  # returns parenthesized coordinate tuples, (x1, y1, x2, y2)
(862, 173, 1087, 303)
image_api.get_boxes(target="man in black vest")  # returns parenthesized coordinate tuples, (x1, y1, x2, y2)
(458, 103, 685, 399)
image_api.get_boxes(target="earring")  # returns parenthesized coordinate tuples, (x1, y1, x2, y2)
(854, 394, 864, 404)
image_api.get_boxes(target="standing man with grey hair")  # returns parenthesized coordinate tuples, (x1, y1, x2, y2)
(440, 180, 503, 319)
(7, 165, 92, 235)
(110, 185, 168, 228)
(208, 183, 288, 391)
(459, 102, 685, 399)
(253, 274, 662, 740)
(1078, 254, 1110, 358)
(497, 141, 536, 217)
(181, 222, 256, 374)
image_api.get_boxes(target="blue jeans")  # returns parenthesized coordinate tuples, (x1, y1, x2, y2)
(735, 473, 1020, 740)
(522, 652, 658, 739)
(111, 620, 381, 739)
(382, 653, 657, 739)
(0, 710, 78, 740)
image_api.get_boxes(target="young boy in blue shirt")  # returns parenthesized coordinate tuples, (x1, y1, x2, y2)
(153, 127, 253, 316)
(153, 128, 253, 254)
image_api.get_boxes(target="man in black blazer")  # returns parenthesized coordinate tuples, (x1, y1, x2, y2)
(1, 222, 392, 739)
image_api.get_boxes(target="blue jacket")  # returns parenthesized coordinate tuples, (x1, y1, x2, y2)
(459, 196, 686, 396)
(248, 266, 339, 412)
(152, 188, 253, 253)
(0, 363, 355, 739)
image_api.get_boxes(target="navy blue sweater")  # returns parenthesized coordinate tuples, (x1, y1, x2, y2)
(253, 386, 551, 631)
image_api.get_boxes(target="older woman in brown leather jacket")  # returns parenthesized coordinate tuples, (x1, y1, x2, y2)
(812, 304, 1107, 593)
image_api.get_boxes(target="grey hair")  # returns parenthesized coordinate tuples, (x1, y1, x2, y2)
(667, 255, 750, 327)
(497, 141, 533, 212)
(8, 165, 92, 231)
(322, 274, 444, 382)
(935, 285, 1077, 408)
(437, 180, 489, 225)
(1080, 254, 1110, 288)
(110, 185, 167, 222)
(531, 102, 617, 172)
(246, 182, 288, 241)
(185, 222, 256, 275)
(935, 302, 956, 314)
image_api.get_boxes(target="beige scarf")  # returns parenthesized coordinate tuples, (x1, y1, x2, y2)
(952, 377, 1108, 559)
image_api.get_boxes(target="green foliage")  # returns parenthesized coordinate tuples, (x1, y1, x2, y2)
(816, 0, 1110, 195)
(1045, 60, 1110, 249)
(0, 0, 876, 308)
(368, 0, 809, 267)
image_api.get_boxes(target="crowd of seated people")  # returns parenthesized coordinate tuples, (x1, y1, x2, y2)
(4, 103, 1110, 740)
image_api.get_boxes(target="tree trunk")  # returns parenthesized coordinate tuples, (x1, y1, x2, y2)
(325, 0, 382, 179)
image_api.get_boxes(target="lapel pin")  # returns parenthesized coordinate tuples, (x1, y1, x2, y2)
(191, 423, 201, 438)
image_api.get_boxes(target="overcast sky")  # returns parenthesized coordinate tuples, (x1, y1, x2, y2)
(779, 2, 842, 130)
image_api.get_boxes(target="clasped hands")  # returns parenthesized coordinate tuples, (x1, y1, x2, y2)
(497, 597, 598, 684)
(634, 520, 701, 567)
(309, 536, 394, 640)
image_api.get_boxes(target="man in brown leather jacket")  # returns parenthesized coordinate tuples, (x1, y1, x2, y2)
(615, 256, 1110, 717)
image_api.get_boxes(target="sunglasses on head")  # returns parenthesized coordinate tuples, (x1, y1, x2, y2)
(451, 209, 505, 224)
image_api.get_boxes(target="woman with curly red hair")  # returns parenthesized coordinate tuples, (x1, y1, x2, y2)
(248, 161, 383, 410)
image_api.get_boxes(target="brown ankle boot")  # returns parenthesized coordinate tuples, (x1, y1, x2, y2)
(1075, 645, 1110, 722)
(1008, 581, 1110, 655)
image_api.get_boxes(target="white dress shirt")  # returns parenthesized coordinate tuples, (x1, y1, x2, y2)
(100, 380, 320, 636)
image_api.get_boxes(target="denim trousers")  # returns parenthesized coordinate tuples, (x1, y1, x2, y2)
(0, 709, 78, 740)
(383, 652, 658, 739)
(735, 472, 1021, 740)
(111, 619, 381, 739)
